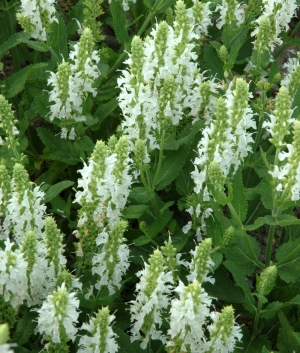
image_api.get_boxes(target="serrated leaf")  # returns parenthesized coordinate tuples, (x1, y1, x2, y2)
(48, 15, 68, 62)
(0, 32, 30, 59)
(43, 180, 74, 203)
(114, 327, 148, 353)
(123, 204, 149, 219)
(259, 181, 273, 210)
(110, 1, 129, 44)
(205, 266, 244, 303)
(0, 30, 49, 59)
(74, 136, 95, 153)
(6, 63, 48, 98)
(204, 43, 224, 80)
(155, 144, 190, 191)
(156, 0, 176, 14)
(292, 85, 300, 120)
(244, 215, 277, 231)
(37, 127, 81, 165)
(277, 310, 300, 353)
(66, 0, 85, 37)
(231, 168, 247, 223)
(226, 27, 248, 70)
(260, 301, 285, 319)
(91, 98, 119, 130)
(12, 310, 37, 345)
(129, 187, 155, 203)
(134, 209, 173, 246)
(276, 238, 300, 283)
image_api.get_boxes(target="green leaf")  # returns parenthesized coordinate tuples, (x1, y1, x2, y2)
(110, 1, 129, 44)
(37, 127, 81, 165)
(129, 187, 155, 203)
(123, 204, 149, 219)
(6, 63, 48, 98)
(133, 209, 173, 246)
(12, 309, 37, 345)
(260, 301, 285, 319)
(114, 327, 148, 353)
(91, 98, 119, 130)
(268, 60, 280, 84)
(156, 0, 176, 13)
(74, 136, 95, 153)
(204, 43, 224, 80)
(276, 238, 300, 283)
(204, 266, 244, 304)
(277, 310, 300, 353)
(43, 180, 74, 204)
(48, 15, 68, 62)
(259, 181, 273, 210)
(0, 29, 49, 57)
(292, 85, 300, 120)
(231, 168, 247, 223)
(66, 0, 85, 37)
(226, 27, 248, 70)
(155, 143, 190, 191)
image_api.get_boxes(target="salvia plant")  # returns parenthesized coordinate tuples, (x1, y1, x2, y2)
(1, 0, 300, 352)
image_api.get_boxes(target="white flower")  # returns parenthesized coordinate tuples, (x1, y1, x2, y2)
(78, 307, 119, 353)
(167, 280, 213, 353)
(130, 250, 174, 348)
(36, 283, 79, 344)
(0, 238, 28, 309)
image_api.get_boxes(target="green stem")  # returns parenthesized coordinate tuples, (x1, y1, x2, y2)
(265, 148, 281, 267)
(151, 130, 165, 189)
(250, 145, 275, 168)
(276, 244, 300, 267)
(274, 21, 300, 59)
(228, 203, 265, 269)
(253, 290, 263, 334)
(106, 0, 164, 78)
(245, 90, 267, 187)
(5, 0, 21, 72)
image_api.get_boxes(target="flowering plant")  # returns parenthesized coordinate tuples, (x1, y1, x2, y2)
(1, 0, 300, 352)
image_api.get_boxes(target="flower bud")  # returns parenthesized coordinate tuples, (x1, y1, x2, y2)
(222, 226, 236, 247)
(257, 265, 277, 295)
(207, 161, 226, 193)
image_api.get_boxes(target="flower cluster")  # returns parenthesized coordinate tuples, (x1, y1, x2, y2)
(47, 28, 100, 139)
(78, 307, 119, 353)
(36, 283, 80, 351)
(16, 0, 57, 41)
(130, 249, 174, 349)
(215, 0, 245, 29)
(252, 0, 298, 51)
(281, 52, 300, 97)
(191, 78, 256, 197)
(1, 163, 46, 245)
(118, 1, 213, 154)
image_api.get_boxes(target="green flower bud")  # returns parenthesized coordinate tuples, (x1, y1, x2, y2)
(270, 86, 292, 149)
(257, 265, 277, 294)
(45, 217, 66, 276)
(254, 16, 276, 51)
(174, 1, 191, 58)
(113, 136, 129, 180)
(188, 238, 214, 284)
(0, 165, 11, 217)
(21, 230, 37, 278)
(207, 161, 226, 193)
(0, 323, 10, 344)
(222, 226, 236, 247)
(154, 21, 169, 67)
(129, 36, 145, 87)
(75, 28, 97, 74)
(219, 45, 228, 62)
(83, 0, 104, 43)
(273, 73, 282, 85)
(56, 269, 74, 291)
(144, 249, 165, 298)
(134, 139, 147, 166)
(0, 94, 19, 148)
(161, 238, 178, 281)
(158, 75, 177, 131)
(208, 305, 242, 353)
